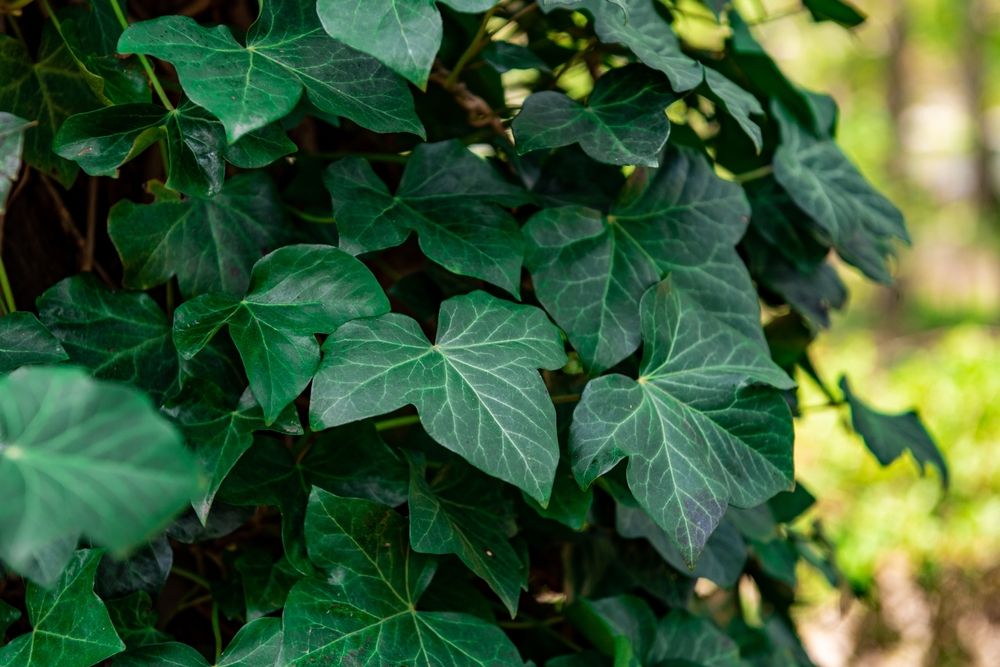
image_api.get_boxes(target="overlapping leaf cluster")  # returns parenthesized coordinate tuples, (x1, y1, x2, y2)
(0, 0, 945, 665)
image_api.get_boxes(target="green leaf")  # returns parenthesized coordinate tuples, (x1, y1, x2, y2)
(0, 366, 198, 579)
(0, 312, 68, 374)
(543, 0, 703, 92)
(566, 595, 656, 667)
(95, 536, 172, 599)
(0, 112, 31, 214)
(316, 0, 496, 87)
(37, 275, 178, 404)
(482, 42, 552, 74)
(773, 101, 910, 283)
(702, 69, 764, 153)
(514, 64, 675, 167)
(53, 104, 166, 179)
(222, 122, 296, 169)
(0, 27, 102, 186)
(118, 0, 423, 142)
(570, 280, 794, 565)
(108, 172, 287, 297)
(165, 383, 302, 522)
(407, 453, 526, 616)
(324, 140, 528, 295)
(311, 290, 567, 503)
(648, 610, 744, 667)
(113, 617, 281, 667)
(0, 601, 19, 638)
(803, 0, 866, 27)
(105, 592, 170, 648)
(524, 457, 593, 530)
(235, 552, 301, 620)
(173, 244, 389, 422)
(281, 489, 522, 665)
(840, 377, 948, 488)
(523, 145, 760, 373)
(0, 550, 124, 666)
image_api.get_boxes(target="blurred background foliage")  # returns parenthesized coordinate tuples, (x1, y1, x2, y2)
(741, 0, 998, 664)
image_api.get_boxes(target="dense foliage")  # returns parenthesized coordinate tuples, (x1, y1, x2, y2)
(0, 0, 948, 665)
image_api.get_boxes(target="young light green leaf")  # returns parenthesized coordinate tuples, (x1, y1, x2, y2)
(281, 489, 523, 665)
(513, 64, 675, 167)
(773, 101, 910, 284)
(37, 275, 178, 404)
(542, 0, 703, 92)
(316, 0, 497, 87)
(108, 172, 287, 297)
(174, 244, 389, 423)
(165, 383, 302, 523)
(118, 0, 423, 142)
(310, 291, 567, 504)
(113, 617, 281, 667)
(0, 367, 198, 580)
(408, 454, 526, 617)
(570, 280, 795, 566)
(0, 312, 68, 373)
(648, 610, 744, 667)
(0, 28, 102, 186)
(840, 377, 948, 488)
(0, 112, 31, 214)
(324, 140, 528, 295)
(523, 145, 760, 373)
(0, 550, 125, 666)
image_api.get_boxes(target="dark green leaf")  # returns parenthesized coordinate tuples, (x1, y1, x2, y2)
(0, 366, 198, 580)
(0, 550, 124, 666)
(514, 65, 675, 167)
(840, 377, 948, 488)
(702, 69, 764, 152)
(566, 595, 656, 666)
(523, 145, 760, 372)
(482, 42, 552, 73)
(316, 0, 496, 87)
(0, 112, 31, 214)
(95, 536, 172, 599)
(235, 552, 301, 620)
(281, 489, 522, 665)
(0, 601, 19, 638)
(773, 101, 910, 283)
(324, 140, 528, 295)
(311, 290, 567, 503)
(803, 0, 866, 27)
(113, 617, 281, 667)
(570, 280, 794, 565)
(108, 172, 286, 297)
(37, 274, 178, 404)
(118, 0, 423, 142)
(105, 592, 170, 648)
(0, 27, 102, 186)
(648, 610, 743, 667)
(408, 454, 526, 616)
(173, 244, 389, 422)
(524, 458, 593, 530)
(0, 312, 68, 373)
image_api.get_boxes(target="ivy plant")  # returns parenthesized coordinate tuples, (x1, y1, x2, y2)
(0, 0, 945, 665)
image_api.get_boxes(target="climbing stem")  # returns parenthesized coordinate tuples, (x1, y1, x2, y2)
(107, 0, 175, 110)
(0, 257, 15, 313)
(445, 6, 499, 88)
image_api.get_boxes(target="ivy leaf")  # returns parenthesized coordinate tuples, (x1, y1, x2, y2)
(702, 69, 764, 153)
(648, 610, 744, 667)
(173, 244, 389, 423)
(0, 601, 19, 638)
(95, 536, 173, 599)
(407, 453, 527, 616)
(0, 312, 68, 373)
(542, 0, 703, 92)
(105, 592, 170, 649)
(0, 113, 31, 214)
(118, 0, 423, 142)
(316, 0, 496, 88)
(236, 552, 301, 620)
(524, 458, 593, 530)
(108, 172, 287, 297)
(773, 101, 910, 283)
(0, 550, 124, 666)
(803, 0, 866, 27)
(281, 489, 523, 665)
(324, 140, 528, 295)
(0, 28, 102, 186)
(523, 145, 759, 373)
(840, 377, 948, 488)
(570, 281, 795, 566)
(114, 617, 281, 667)
(311, 290, 567, 504)
(565, 594, 656, 666)
(37, 275, 178, 404)
(513, 65, 675, 167)
(0, 366, 197, 580)
(165, 383, 302, 523)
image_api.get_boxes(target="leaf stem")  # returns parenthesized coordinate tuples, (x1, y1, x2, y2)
(445, 5, 500, 88)
(551, 393, 581, 405)
(0, 257, 15, 313)
(732, 164, 774, 183)
(171, 566, 211, 590)
(311, 150, 409, 164)
(374, 414, 422, 432)
(284, 205, 335, 224)
(107, 0, 174, 110)
(211, 602, 223, 661)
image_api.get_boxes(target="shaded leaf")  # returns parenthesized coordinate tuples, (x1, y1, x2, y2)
(803, 0, 866, 27)
(113, 617, 281, 667)
(648, 610, 744, 667)
(96, 536, 172, 599)
(0, 112, 31, 214)
(0, 312, 67, 374)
